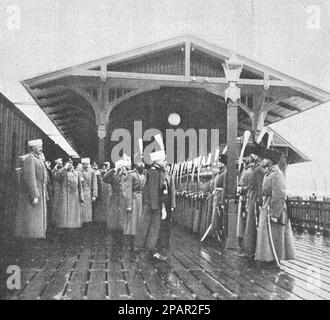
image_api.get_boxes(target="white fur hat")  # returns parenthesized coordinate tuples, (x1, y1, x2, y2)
(81, 158, 90, 164)
(115, 159, 130, 169)
(28, 139, 42, 147)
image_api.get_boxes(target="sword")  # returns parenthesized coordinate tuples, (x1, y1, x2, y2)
(236, 194, 243, 237)
(200, 224, 212, 242)
(201, 204, 223, 243)
(266, 204, 281, 268)
(255, 202, 260, 229)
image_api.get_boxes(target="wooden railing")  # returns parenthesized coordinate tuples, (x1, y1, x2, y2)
(286, 199, 330, 235)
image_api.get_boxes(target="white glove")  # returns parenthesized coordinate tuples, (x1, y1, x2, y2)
(161, 204, 167, 220)
(270, 217, 278, 223)
(32, 198, 38, 205)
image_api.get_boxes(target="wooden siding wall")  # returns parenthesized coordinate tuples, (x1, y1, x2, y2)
(108, 47, 185, 75)
(0, 93, 68, 239)
(107, 47, 262, 80)
(190, 48, 225, 78)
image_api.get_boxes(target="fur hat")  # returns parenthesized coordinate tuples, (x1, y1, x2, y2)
(28, 139, 42, 147)
(115, 159, 130, 169)
(55, 158, 63, 164)
(81, 158, 90, 164)
(262, 148, 282, 164)
(249, 142, 266, 157)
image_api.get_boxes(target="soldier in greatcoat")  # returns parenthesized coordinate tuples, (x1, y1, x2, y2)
(79, 158, 98, 226)
(92, 163, 105, 222)
(255, 148, 296, 266)
(51, 158, 63, 225)
(52, 161, 85, 232)
(122, 162, 146, 261)
(242, 144, 266, 259)
(15, 139, 48, 239)
(99, 162, 112, 223)
(154, 163, 176, 261)
(210, 154, 227, 240)
(135, 150, 168, 258)
(73, 159, 85, 226)
(236, 157, 252, 253)
(103, 157, 132, 260)
(44, 160, 53, 228)
(202, 168, 215, 236)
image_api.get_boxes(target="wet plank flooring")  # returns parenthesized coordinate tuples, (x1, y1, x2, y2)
(0, 223, 329, 300)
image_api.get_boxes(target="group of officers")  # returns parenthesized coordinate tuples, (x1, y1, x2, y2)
(14, 139, 176, 262)
(14, 136, 296, 267)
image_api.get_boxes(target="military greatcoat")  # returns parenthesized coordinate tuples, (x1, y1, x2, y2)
(243, 160, 265, 256)
(15, 153, 48, 238)
(103, 169, 129, 230)
(255, 164, 296, 262)
(80, 167, 98, 222)
(52, 167, 84, 228)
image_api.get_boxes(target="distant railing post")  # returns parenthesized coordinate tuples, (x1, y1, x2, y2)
(322, 199, 330, 236)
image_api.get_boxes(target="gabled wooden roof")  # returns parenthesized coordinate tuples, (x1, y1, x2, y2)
(21, 35, 330, 156)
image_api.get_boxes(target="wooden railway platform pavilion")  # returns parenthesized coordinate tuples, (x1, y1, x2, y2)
(1, 35, 329, 300)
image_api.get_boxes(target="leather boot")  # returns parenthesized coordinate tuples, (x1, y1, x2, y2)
(110, 231, 120, 261)
(129, 235, 137, 262)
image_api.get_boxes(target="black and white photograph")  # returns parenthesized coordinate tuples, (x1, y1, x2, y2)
(0, 0, 330, 304)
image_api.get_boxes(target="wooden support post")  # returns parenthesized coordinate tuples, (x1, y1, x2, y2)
(225, 100, 239, 250)
(97, 71, 109, 163)
(97, 124, 106, 163)
(185, 42, 191, 77)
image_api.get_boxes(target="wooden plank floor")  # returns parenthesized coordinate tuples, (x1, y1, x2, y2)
(0, 223, 329, 300)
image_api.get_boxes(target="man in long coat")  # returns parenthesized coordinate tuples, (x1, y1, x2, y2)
(44, 159, 53, 228)
(98, 162, 112, 223)
(210, 154, 227, 240)
(135, 150, 167, 258)
(92, 163, 105, 222)
(79, 158, 97, 225)
(236, 158, 252, 252)
(52, 161, 85, 230)
(103, 157, 131, 260)
(123, 162, 146, 261)
(51, 158, 63, 225)
(155, 164, 176, 260)
(243, 144, 265, 258)
(15, 139, 48, 238)
(255, 148, 296, 266)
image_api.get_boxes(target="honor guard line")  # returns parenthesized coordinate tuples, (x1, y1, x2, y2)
(21, 34, 330, 249)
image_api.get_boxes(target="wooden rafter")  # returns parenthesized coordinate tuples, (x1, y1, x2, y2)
(38, 93, 72, 107)
(45, 103, 95, 122)
(56, 117, 96, 131)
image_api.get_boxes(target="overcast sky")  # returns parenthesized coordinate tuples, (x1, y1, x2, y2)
(1, 0, 330, 196)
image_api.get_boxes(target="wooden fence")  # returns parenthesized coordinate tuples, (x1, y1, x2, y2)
(286, 199, 330, 235)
